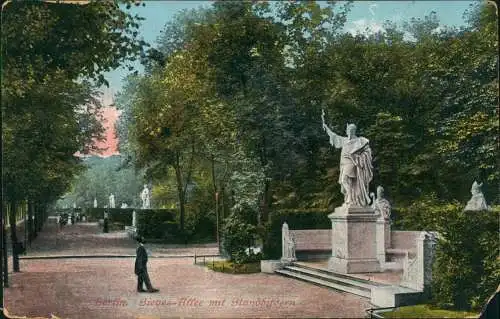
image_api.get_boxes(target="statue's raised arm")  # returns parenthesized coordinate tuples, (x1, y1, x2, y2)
(322, 109, 345, 148)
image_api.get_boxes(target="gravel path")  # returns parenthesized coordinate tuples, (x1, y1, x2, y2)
(5, 258, 371, 319)
(4, 218, 372, 318)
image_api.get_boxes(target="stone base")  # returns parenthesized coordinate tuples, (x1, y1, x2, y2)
(328, 256, 381, 273)
(261, 260, 286, 273)
(281, 257, 296, 264)
(328, 205, 381, 274)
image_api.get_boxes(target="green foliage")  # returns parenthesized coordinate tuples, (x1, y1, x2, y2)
(383, 304, 478, 318)
(2, 1, 147, 216)
(432, 207, 500, 311)
(263, 209, 331, 259)
(57, 155, 145, 209)
(221, 213, 258, 263)
(392, 195, 461, 231)
(206, 260, 261, 274)
(135, 209, 177, 241)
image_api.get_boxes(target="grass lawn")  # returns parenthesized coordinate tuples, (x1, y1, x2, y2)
(206, 260, 261, 274)
(382, 304, 479, 318)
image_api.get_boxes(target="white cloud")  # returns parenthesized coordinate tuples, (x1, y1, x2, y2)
(346, 19, 386, 36)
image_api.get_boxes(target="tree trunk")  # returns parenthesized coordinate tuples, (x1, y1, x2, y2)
(9, 201, 20, 272)
(174, 152, 185, 232)
(27, 200, 33, 245)
(2, 201, 9, 288)
(262, 180, 271, 224)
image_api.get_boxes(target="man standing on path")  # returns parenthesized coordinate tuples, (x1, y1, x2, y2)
(134, 236, 159, 293)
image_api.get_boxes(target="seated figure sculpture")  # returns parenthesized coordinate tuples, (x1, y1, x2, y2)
(464, 181, 490, 211)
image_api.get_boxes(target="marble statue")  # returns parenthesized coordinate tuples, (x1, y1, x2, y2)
(109, 194, 115, 209)
(132, 210, 137, 227)
(371, 185, 391, 219)
(140, 184, 151, 209)
(281, 222, 296, 261)
(464, 181, 490, 211)
(121, 202, 128, 208)
(288, 233, 296, 260)
(94, 198, 97, 208)
(322, 110, 373, 207)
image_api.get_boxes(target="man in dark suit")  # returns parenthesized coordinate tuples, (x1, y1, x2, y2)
(135, 236, 159, 293)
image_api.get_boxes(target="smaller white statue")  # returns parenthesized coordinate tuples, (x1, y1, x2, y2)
(120, 202, 128, 208)
(132, 210, 137, 227)
(464, 181, 490, 211)
(109, 194, 115, 208)
(371, 185, 391, 220)
(281, 222, 297, 261)
(140, 184, 151, 209)
(288, 233, 296, 260)
(94, 198, 98, 208)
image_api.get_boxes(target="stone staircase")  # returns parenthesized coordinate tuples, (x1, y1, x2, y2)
(275, 262, 423, 307)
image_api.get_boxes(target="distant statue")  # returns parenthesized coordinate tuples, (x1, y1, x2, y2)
(464, 181, 490, 211)
(371, 186, 391, 220)
(322, 109, 373, 207)
(140, 184, 151, 209)
(132, 210, 137, 227)
(109, 194, 115, 208)
(121, 202, 128, 208)
(94, 198, 97, 208)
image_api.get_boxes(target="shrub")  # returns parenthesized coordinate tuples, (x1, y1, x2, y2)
(392, 194, 455, 231)
(221, 213, 258, 263)
(136, 209, 177, 240)
(431, 205, 499, 311)
(263, 209, 330, 259)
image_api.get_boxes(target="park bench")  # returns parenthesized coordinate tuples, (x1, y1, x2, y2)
(289, 229, 331, 260)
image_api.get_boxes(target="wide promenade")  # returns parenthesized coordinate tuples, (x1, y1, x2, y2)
(4, 221, 371, 318)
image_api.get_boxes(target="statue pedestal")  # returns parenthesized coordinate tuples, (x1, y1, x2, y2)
(328, 205, 381, 274)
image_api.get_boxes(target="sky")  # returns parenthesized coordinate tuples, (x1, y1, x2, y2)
(100, 0, 476, 99)
(95, 0, 476, 157)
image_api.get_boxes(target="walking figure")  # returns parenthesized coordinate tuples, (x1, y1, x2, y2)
(134, 236, 159, 293)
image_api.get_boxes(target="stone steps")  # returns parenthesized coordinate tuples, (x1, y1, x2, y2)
(275, 262, 423, 307)
(276, 264, 384, 299)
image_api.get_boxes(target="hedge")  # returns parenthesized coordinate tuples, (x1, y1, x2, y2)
(135, 209, 177, 241)
(431, 205, 500, 311)
(262, 209, 331, 259)
(85, 208, 135, 225)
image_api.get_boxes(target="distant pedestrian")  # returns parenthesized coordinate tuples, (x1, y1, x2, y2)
(134, 236, 159, 293)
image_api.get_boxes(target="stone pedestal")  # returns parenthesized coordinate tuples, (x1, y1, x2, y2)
(328, 205, 381, 273)
(376, 217, 391, 265)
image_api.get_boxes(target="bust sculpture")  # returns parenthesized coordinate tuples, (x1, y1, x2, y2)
(140, 184, 151, 209)
(464, 181, 490, 211)
(371, 186, 391, 220)
(322, 110, 373, 207)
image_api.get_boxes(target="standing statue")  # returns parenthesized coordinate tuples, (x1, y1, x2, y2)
(281, 222, 297, 261)
(464, 181, 490, 211)
(371, 186, 392, 219)
(322, 109, 373, 207)
(94, 198, 98, 208)
(109, 193, 115, 209)
(288, 233, 297, 260)
(140, 184, 151, 209)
